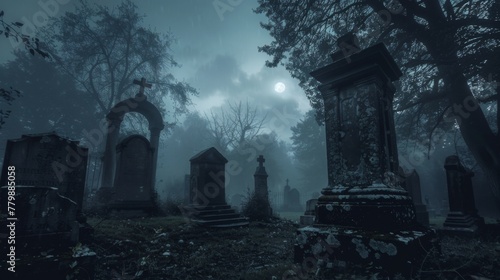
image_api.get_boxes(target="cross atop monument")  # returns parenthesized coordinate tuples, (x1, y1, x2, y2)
(133, 77, 152, 98)
(257, 155, 265, 167)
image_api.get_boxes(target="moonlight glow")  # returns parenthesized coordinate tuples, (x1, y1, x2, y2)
(274, 82, 286, 93)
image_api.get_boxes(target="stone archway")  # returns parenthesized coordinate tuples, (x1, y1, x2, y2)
(100, 78, 164, 195)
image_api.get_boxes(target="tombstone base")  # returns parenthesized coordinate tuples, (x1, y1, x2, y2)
(183, 204, 249, 228)
(442, 211, 484, 235)
(294, 225, 437, 276)
(316, 185, 417, 230)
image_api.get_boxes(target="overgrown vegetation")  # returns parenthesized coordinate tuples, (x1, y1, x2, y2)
(242, 192, 274, 222)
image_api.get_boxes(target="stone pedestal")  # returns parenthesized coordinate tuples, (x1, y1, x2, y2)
(295, 225, 435, 275)
(294, 37, 436, 276)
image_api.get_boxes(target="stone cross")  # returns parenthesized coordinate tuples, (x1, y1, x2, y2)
(257, 155, 265, 167)
(133, 77, 152, 98)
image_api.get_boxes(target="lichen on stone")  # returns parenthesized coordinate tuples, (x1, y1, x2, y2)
(326, 234, 341, 247)
(369, 239, 397, 256)
(352, 238, 370, 259)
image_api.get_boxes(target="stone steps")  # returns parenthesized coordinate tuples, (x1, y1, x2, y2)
(184, 204, 249, 228)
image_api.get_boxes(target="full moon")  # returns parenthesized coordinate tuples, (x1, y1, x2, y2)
(274, 82, 286, 93)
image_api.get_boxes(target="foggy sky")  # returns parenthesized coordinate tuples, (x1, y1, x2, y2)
(0, 0, 312, 141)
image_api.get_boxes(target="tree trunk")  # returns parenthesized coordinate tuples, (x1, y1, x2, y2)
(440, 64, 500, 199)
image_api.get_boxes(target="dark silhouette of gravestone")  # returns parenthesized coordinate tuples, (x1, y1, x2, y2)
(443, 155, 484, 233)
(0, 132, 88, 213)
(0, 133, 95, 278)
(295, 36, 435, 275)
(100, 77, 164, 212)
(252, 155, 272, 216)
(110, 135, 155, 212)
(300, 198, 318, 226)
(281, 179, 303, 212)
(254, 155, 269, 200)
(401, 169, 430, 226)
(184, 147, 248, 227)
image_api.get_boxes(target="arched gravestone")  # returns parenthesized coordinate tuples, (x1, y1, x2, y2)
(112, 135, 154, 206)
(99, 78, 164, 211)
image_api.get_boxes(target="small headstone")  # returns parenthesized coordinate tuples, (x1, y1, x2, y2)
(402, 169, 430, 226)
(281, 179, 303, 212)
(304, 199, 318, 216)
(189, 147, 227, 206)
(443, 155, 484, 233)
(300, 198, 318, 226)
(184, 147, 248, 227)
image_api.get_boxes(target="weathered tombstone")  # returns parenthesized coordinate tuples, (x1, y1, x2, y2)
(295, 35, 435, 275)
(109, 135, 156, 214)
(443, 155, 484, 233)
(184, 147, 248, 227)
(0, 132, 88, 212)
(0, 133, 95, 278)
(281, 179, 303, 212)
(300, 198, 318, 226)
(401, 169, 430, 226)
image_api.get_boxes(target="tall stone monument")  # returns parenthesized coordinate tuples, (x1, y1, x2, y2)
(254, 155, 269, 200)
(253, 155, 272, 216)
(294, 34, 435, 275)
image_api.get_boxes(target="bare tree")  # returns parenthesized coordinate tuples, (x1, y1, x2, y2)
(205, 100, 267, 152)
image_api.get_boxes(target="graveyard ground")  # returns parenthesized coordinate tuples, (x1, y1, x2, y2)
(83, 215, 500, 280)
